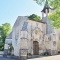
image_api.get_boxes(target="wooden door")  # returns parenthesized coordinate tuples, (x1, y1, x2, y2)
(33, 41, 39, 55)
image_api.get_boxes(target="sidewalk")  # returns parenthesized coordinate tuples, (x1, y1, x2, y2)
(27, 55, 60, 60)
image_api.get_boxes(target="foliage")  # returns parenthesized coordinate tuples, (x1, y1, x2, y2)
(0, 23, 11, 51)
(33, 0, 60, 9)
(33, 0, 60, 28)
(28, 13, 60, 28)
(28, 14, 41, 21)
(49, 8, 60, 28)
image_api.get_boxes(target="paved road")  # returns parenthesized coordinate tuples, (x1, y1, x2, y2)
(27, 55, 60, 60)
(0, 57, 16, 60)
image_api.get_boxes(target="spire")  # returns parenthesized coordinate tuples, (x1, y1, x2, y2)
(42, 0, 50, 13)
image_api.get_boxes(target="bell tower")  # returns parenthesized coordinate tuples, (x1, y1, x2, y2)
(41, 0, 50, 18)
(41, 0, 54, 34)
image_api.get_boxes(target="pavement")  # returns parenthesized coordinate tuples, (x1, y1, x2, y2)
(27, 55, 60, 60)
(0, 54, 17, 60)
(0, 57, 16, 60)
(0, 55, 60, 60)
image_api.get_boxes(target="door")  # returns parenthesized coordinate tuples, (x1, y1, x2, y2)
(33, 41, 39, 55)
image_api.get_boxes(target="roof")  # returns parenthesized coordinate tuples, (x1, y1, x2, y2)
(13, 16, 28, 28)
(6, 32, 12, 39)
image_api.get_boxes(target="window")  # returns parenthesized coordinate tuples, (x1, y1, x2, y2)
(15, 32, 19, 40)
(22, 22, 28, 31)
(48, 36, 51, 41)
(53, 41, 56, 46)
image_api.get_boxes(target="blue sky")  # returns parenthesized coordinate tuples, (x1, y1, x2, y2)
(0, 0, 43, 27)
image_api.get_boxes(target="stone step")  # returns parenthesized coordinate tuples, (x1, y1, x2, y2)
(28, 55, 43, 59)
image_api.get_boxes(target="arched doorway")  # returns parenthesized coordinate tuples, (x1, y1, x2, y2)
(33, 41, 39, 55)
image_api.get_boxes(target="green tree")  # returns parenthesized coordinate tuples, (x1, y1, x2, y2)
(0, 23, 11, 51)
(33, 0, 60, 28)
(28, 14, 41, 21)
(33, 0, 60, 9)
(49, 8, 60, 28)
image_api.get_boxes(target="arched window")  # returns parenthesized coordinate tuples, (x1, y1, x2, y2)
(48, 36, 51, 41)
(53, 41, 56, 46)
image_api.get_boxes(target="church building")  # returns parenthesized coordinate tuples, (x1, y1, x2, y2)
(4, 0, 60, 58)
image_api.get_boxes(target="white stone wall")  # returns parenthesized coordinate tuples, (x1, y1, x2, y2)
(6, 16, 58, 56)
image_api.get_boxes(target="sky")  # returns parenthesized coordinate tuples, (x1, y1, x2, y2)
(0, 0, 43, 27)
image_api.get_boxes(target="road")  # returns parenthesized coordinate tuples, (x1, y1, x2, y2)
(0, 55, 60, 60)
(0, 57, 16, 60)
(27, 55, 60, 60)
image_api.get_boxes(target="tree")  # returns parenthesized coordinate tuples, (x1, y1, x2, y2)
(33, 0, 60, 28)
(49, 8, 60, 28)
(28, 14, 41, 21)
(0, 23, 11, 51)
(33, 0, 60, 9)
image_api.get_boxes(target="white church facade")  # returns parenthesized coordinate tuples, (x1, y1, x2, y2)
(4, 16, 59, 57)
(3, 0, 60, 58)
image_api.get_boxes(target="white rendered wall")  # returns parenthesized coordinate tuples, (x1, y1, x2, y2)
(11, 18, 47, 56)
